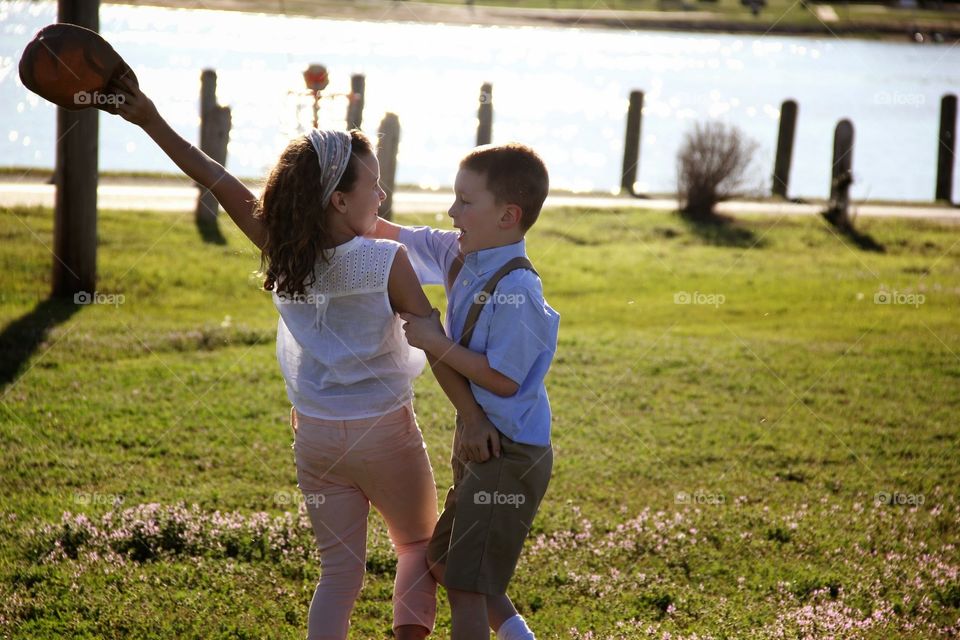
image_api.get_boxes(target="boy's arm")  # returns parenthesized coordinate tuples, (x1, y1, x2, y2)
(398, 312, 520, 398)
(388, 248, 501, 461)
(371, 217, 459, 287)
(114, 77, 266, 249)
(370, 216, 403, 241)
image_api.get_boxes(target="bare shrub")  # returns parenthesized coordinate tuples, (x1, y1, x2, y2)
(676, 121, 760, 220)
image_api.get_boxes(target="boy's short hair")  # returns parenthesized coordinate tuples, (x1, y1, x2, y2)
(460, 143, 549, 231)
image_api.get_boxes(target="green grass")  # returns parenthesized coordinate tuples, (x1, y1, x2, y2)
(1, 204, 958, 638)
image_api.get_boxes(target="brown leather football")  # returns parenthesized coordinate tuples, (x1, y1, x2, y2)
(18, 23, 138, 115)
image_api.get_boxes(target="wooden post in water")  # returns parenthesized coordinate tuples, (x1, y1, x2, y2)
(772, 99, 798, 199)
(620, 90, 644, 196)
(52, 0, 100, 299)
(346, 74, 365, 129)
(476, 82, 493, 146)
(377, 113, 401, 220)
(936, 94, 956, 204)
(824, 119, 854, 228)
(195, 69, 231, 232)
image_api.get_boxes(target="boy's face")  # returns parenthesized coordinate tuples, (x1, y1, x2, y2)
(448, 167, 510, 254)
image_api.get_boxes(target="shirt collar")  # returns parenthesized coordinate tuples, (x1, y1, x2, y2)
(462, 240, 527, 279)
(320, 235, 363, 261)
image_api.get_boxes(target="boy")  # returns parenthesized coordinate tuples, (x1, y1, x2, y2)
(373, 143, 559, 640)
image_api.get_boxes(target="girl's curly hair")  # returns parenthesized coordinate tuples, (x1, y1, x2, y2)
(255, 129, 374, 296)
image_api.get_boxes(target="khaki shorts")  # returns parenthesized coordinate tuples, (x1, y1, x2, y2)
(427, 418, 552, 596)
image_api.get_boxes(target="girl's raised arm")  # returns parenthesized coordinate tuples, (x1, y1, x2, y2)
(114, 77, 267, 249)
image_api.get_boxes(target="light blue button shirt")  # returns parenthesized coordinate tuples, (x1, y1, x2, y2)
(398, 226, 560, 446)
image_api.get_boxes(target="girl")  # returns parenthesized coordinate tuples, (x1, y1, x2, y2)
(111, 77, 490, 639)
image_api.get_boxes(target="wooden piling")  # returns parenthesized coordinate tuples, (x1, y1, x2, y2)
(346, 73, 365, 130)
(825, 119, 854, 228)
(52, 0, 99, 298)
(195, 69, 231, 231)
(476, 82, 493, 146)
(377, 113, 401, 220)
(620, 90, 644, 196)
(772, 99, 798, 199)
(936, 94, 956, 204)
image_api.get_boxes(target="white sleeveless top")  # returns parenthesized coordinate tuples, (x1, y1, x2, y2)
(273, 236, 426, 420)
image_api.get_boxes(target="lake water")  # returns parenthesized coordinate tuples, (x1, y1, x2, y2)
(2, 0, 959, 200)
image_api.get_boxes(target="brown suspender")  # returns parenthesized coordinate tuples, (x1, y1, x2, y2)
(446, 253, 465, 291)
(453, 256, 538, 348)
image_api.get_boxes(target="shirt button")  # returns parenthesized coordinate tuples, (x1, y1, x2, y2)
(462, 279, 470, 286)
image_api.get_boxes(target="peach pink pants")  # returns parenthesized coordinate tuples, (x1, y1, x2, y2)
(292, 403, 438, 639)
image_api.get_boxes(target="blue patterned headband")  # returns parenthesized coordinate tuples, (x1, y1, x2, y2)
(305, 129, 353, 210)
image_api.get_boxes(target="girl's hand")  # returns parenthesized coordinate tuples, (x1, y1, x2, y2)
(112, 75, 159, 128)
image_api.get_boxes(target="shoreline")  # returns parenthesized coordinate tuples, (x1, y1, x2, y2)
(106, 0, 960, 41)
(1, 173, 957, 216)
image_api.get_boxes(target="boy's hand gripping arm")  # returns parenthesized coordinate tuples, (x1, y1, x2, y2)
(388, 248, 501, 462)
(398, 312, 520, 399)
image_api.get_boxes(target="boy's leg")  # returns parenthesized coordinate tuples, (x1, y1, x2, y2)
(446, 587, 491, 640)
(488, 595, 538, 640)
(434, 437, 552, 639)
(429, 528, 522, 634)
(427, 461, 488, 640)
(425, 413, 467, 583)
(429, 424, 552, 639)
(422, 568, 530, 640)
(487, 593, 519, 630)
(443, 436, 552, 595)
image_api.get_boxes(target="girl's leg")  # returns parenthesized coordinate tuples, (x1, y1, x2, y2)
(358, 409, 439, 636)
(302, 484, 370, 640)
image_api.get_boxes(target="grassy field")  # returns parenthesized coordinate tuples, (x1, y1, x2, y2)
(1, 204, 958, 638)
